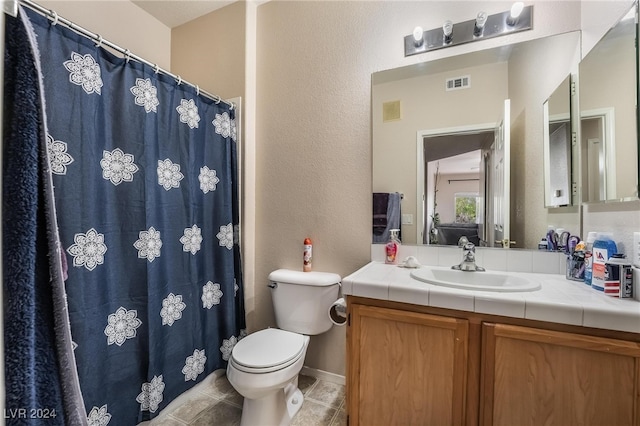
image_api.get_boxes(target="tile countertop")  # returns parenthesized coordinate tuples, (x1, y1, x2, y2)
(342, 261, 640, 334)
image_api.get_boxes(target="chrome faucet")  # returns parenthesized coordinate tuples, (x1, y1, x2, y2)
(452, 242, 485, 272)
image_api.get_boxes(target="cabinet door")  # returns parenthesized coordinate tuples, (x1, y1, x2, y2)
(348, 304, 469, 426)
(481, 323, 640, 426)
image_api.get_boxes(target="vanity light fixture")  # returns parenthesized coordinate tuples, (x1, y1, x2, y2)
(412, 26, 424, 47)
(474, 11, 488, 36)
(442, 20, 453, 44)
(404, 2, 533, 57)
(507, 2, 524, 26)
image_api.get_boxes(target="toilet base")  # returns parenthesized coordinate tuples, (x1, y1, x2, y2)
(240, 381, 304, 426)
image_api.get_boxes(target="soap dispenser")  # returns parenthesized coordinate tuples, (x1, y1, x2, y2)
(385, 229, 401, 265)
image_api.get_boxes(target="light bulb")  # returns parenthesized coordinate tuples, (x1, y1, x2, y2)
(412, 26, 424, 46)
(442, 20, 453, 44)
(442, 20, 453, 36)
(507, 2, 524, 26)
(474, 11, 487, 36)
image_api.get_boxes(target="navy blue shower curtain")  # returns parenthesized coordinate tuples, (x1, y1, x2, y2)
(25, 9, 246, 424)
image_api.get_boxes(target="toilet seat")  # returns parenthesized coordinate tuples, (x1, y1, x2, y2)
(230, 328, 306, 373)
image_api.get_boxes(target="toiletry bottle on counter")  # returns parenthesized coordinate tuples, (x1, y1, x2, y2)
(538, 237, 548, 250)
(604, 254, 633, 298)
(583, 232, 597, 286)
(303, 238, 312, 272)
(385, 229, 401, 265)
(591, 233, 617, 292)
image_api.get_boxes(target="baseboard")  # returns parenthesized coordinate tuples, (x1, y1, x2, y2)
(301, 366, 345, 386)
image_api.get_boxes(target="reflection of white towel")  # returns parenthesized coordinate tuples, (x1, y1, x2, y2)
(373, 192, 402, 243)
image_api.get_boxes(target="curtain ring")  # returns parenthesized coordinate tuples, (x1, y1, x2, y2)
(215, 96, 221, 105)
(176, 75, 182, 85)
(49, 10, 59, 26)
(229, 102, 235, 111)
(95, 35, 103, 48)
(154, 64, 160, 74)
(124, 49, 131, 63)
(196, 85, 200, 96)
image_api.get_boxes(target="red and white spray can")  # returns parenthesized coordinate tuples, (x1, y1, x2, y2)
(303, 238, 313, 272)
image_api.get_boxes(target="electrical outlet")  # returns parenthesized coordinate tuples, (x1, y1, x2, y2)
(633, 232, 640, 267)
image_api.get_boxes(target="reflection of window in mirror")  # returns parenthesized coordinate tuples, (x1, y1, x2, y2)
(454, 193, 479, 224)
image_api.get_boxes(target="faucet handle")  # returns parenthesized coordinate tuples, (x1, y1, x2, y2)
(501, 239, 516, 248)
(458, 236, 469, 247)
(463, 242, 476, 252)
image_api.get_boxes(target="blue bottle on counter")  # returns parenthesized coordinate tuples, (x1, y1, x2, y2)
(591, 233, 617, 292)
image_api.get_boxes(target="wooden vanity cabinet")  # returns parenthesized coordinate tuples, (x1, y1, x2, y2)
(347, 296, 640, 426)
(347, 303, 469, 426)
(481, 323, 640, 426)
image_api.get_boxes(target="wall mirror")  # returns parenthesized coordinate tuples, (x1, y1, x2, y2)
(579, 2, 639, 203)
(543, 75, 574, 207)
(372, 31, 581, 249)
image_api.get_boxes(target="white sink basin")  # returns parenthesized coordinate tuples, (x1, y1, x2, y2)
(410, 267, 541, 292)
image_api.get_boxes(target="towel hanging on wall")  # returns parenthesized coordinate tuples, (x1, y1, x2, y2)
(372, 192, 402, 243)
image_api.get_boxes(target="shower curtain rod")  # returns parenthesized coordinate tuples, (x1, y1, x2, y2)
(10, 0, 235, 110)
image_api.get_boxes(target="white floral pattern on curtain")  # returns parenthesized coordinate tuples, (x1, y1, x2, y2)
(27, 8, 246, 425)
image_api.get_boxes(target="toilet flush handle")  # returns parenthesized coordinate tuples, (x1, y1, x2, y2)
(267, 282, 277, 289)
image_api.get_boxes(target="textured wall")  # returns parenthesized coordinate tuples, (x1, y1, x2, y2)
(254, 0, 581, 375)
(39, 0, 171, 69)
(171, 1, 246, 101)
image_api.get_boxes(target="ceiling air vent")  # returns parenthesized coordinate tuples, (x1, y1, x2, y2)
(445, 75, 471, 91)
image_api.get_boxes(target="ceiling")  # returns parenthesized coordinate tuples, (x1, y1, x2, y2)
(432, 149, 482, 176)
(132, 0, 236, 28)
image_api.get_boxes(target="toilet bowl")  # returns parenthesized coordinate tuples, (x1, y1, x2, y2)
(226, 269, 341, 426)
(226, 328, 311, 426)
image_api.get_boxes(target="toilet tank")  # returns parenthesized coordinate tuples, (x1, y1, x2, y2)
(268, 269, 341, 335)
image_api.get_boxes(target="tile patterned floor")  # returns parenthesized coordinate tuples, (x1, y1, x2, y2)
(149, 373, 346, 426)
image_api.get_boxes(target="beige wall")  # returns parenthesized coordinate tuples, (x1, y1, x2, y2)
(38, 1, 171, 69)
(171, 1, 246, 100)
(254, 1, 582, 376)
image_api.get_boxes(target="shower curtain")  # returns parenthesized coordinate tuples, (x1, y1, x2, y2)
(22, 8, 246, 424)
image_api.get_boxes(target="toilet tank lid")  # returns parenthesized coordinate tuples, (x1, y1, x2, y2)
(268, 269, 341, 287)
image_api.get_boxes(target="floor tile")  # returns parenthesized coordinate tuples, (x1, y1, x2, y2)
(198, 374, 235, 399)
(221, 386, 244, 408)
(149, 415, 187, 425)
(292, 399, 336, 426)
(162, 372, 345, 426)
(190, 400, 242, 426)
(306, 380, 345, 409)
(168, 394, 216, 423)
(298, 374, 318, 395)
(329, 406, 347, 426)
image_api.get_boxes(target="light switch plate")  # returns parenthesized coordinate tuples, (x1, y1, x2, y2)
(402, 214, 413, 225)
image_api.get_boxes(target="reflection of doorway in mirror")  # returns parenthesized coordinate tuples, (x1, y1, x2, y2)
(580, 110, 615, 202)
(586, 137, 605, 201)
(420, 125, 494, 246)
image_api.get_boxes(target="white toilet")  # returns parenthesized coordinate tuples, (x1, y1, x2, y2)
(226, 269, 341, 426)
